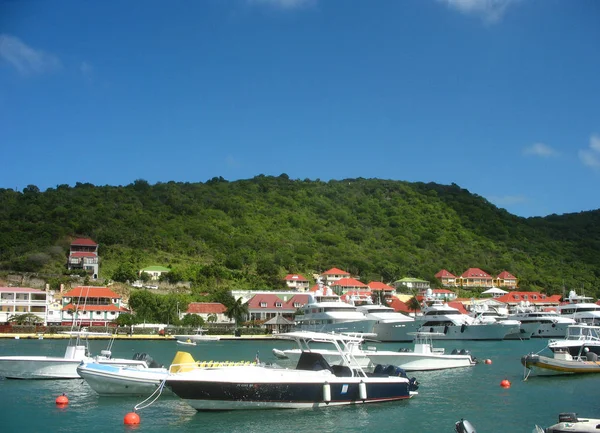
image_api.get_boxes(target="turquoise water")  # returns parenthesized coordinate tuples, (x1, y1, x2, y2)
(0, 338, 598, 433)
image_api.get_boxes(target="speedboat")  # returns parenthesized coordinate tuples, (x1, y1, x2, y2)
(365, 332, 477, 371)
(177, 339, 197, 346)
(355, 303, 419, 342)
(77, 353, 168, 396)
(174, 328, 220, 343)
(294, 285, 376, 334)
(166, 331, 419, 410)
(548, 324, 600, 357)
(416, 299, 516, 340)
(538, 413, 600, 433)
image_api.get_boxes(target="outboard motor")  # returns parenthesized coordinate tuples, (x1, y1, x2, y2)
(133, 352, 163, 368)
(455, 419, 477, 433)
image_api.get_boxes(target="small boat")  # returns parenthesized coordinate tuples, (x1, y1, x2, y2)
(174, 328, 220, 343)
(538, 413, 600, 433)
(77, 353, 168, 396)
(455, 419, 477, 433)
(166, 331, 419, 410)
(177, 339, 197, 347)
(521, 349, 600, 376)
(366, 332, 478, 371)
(548, 324, 600, 357)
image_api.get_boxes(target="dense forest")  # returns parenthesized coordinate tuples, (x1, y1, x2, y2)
(0, 175, 598, 299)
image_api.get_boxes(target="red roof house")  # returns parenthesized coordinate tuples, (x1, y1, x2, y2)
(460, 268, 493, 288)
(435, 269, 458, 287)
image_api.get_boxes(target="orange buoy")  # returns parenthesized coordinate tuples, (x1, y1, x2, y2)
(55, 394, 69, 406)
(485, 359, 492, 365)
(124, 412, 140, 425)
(500, 379, 511, 388)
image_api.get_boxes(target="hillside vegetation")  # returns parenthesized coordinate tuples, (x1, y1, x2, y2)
(1, 175, 598, 298)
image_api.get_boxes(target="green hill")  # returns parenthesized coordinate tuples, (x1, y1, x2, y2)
(1, 176, 598, 298)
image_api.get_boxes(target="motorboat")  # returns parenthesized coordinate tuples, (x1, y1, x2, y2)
(0, 332, 157, 379)
(557, 290, 600, 325)
(174, 328, 220, 343)
(548, 324, 600, 358)
(508, 308, 575, 338)
(166, 331, 419, 410)
(365, 332, 477, 371)
(294, 284, 376, 334)
(77, 353, 168, 396)
(537, 413, 600, 433)
(177, 339, 197, 347)
(469, 304, 537, 340)
(355, 303, 419, 342)
(416, 299, 517, 340)
(521, 349, 600, 377)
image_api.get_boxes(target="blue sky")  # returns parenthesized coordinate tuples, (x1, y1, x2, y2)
(1, 0, 599, 218)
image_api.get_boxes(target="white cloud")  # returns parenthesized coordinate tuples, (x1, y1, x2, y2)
(248, 0, 314, 10)
(523, 142, 559, 158)
(0, 34, 61, 75)
(440, 0, 519, 22)
(579, 134, 600, 169)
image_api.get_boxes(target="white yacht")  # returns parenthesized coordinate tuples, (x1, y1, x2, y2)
(508, 308, 575, 338)
(557, 290, 600, 325)
(548, 324, 600, 358)
(469, 304, 538, 340)
(294, 285, 376, 334)
(355, 303, 419, 342)
(416, 299, 517, 340)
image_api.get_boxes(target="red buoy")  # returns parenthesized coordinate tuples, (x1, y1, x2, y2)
(485, 359, 492, 365)
(124, 412, 140, 425)
(500, 379, 511, 388)
(55, 394, 69, 406)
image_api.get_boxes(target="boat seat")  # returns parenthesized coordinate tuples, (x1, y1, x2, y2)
(295, 352, 333, 373)
(331, 365, 353, 377)
(586, 352, 598, 362)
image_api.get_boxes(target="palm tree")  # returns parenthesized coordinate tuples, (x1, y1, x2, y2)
(225, 297, 249, 328)
(7, 313, 43, 325)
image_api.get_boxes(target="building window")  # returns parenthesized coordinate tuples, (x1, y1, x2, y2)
(260, 302, 267, 308)
(275, 302, 282, 308)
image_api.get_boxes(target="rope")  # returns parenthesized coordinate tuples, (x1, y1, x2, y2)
(133, 379, 167, 412)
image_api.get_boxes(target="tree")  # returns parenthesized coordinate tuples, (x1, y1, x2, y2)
(114, 313, 137, 327)
(406, 297, 421, 314)
(225, 297, 248, 327)
(7, 313, 43, 325)
(182, 314, 205, 328)
(207, 313, 217, 324)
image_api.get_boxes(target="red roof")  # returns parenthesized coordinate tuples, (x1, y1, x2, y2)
(284, 274, 308, 282)
(0, 287, 45, 293)
(63, 286, 121, 299)
(388, 297, 412, 313)
(435, 269, 456, 278)
(285, 294, 311, 308)
(247, 294, 293, 310)
(62, 303, 127, 312)
(495, 291, 560, 304)
(322, 268, 349, 275)
(368, 282, 395, 291)
(331, 278, 367, 288)
(461, 268, 492, 279)
(71, 238, 97, 246)
(448, 301, 468, 314)
(497, 271, 516, 279)
(432, 288, 455, 294)
(186, 302, 226, 314)
(69, 252, 97, 258)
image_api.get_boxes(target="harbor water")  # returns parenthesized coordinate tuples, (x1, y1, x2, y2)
(1, 337, 598, 433)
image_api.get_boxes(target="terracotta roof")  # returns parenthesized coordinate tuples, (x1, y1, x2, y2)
(69, 252, 97, 258)
(71, 238, 97, 246)
(186, 302, 226, 314)
(322, 268, 349, 275)
(435, 269, 456, 278)
(63, 286, 121, 299)
(368, 282, 395, 291)
(495, 291, 559, 304)
(247, 294, 294, 310)
(448, 301, 468, 314)
(62, 303, 127, 312)
(284, 274, 308, 282)
(461, 268, 492, 279)
(331, 278, 367, 288)
(388, 297, 412, 313)
(0, 287, 45, 293)
(285, 294, 311, 308)
(497, 271, 516, 279)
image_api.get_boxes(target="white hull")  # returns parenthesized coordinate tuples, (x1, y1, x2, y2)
(180, 397, 408, 411)
(366, 353, 475, 371)
(174, 335, 220, 342)
(77, 364, 168, 396)
(531, 323, 571, 338)
(372, 321, 420, 342)
(0, 356, 86, 379)
(296, 320, 376, 334)
(504, 322, 540, 340)
(416, 324, 512, 340)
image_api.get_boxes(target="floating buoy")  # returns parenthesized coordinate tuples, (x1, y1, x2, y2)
(500, 379, 511, 388)
(55, 394, 69, 406)
(485, 359, 492, 365)
(124, 412, 140, 425)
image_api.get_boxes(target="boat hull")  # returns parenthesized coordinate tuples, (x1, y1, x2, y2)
(415, 324, 511, 340)
(372, 321, 420, 342)
(531, 323, 571, 338)
(0, 356, 83, 379)
(296, 319, 377, 335)
(77, 363, 168, 396)
(366, 353, 476, 371)
(521, 354, 600, 376)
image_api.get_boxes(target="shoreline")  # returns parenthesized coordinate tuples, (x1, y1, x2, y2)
(0, 333, 275, 341)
